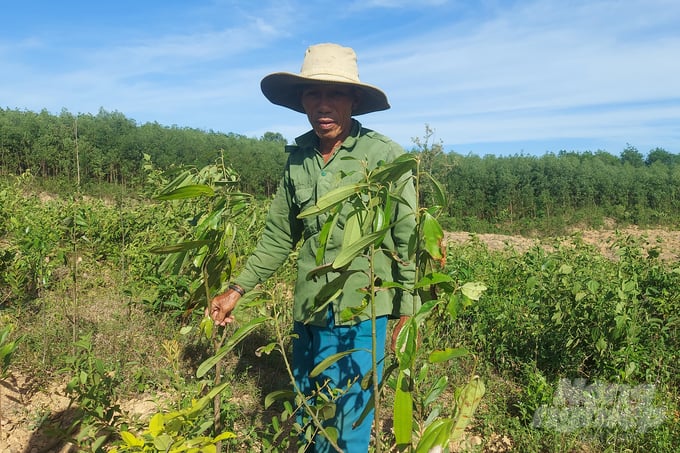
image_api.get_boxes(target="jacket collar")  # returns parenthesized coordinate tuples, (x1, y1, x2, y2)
(291, 119, 362, 152)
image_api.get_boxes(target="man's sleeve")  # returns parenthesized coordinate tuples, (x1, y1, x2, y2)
(234, 175, 302, 291)
(390, 146, 419, 317)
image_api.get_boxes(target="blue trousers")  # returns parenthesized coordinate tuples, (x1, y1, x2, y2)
(292, 311, 387, 453)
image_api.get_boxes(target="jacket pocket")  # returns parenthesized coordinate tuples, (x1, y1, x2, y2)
(293, 186, 318, 240)
(293, 186, 314, 211)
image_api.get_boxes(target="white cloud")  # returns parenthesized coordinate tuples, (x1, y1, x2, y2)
(1, 0, 678, 155)
(350, 0, 680, 150)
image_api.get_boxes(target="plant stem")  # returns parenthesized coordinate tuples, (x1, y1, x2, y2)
(369, 243, 381, 453)
(270, 296, 343, 453)
(71, 203, 79, 354)
(203, 267, 226, 453)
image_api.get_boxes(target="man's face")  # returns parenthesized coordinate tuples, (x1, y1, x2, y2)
(301, 84, 357, 147)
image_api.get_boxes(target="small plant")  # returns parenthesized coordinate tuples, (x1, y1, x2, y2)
(0, 320, 21, 437)
(141, 155, 260, 452)
(61, 334, 122, 452)
(246, 287, 349, 452)
(110, 382, 237, 452)
(289, 152, 487, 451)
(0, 321, 20, 375)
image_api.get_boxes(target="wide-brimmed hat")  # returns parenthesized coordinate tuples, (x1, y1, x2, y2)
(260, 43, 390, 115)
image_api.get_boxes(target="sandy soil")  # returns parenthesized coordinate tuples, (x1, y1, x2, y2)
(446, 227, 680, 261)
(0, 372, 161, 453)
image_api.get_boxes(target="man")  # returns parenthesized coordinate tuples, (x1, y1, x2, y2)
(209, 43, 417, 452)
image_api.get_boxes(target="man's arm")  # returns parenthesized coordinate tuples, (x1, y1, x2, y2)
(209, 171, 301, 324)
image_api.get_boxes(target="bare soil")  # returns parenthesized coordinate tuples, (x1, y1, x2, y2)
(2, 227, 679, 452)
(446, 226, 680, 261)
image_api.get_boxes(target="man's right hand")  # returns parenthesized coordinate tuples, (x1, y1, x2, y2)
(207, 287, 242, 326)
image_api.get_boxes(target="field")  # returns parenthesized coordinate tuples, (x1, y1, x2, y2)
(1, 169, 679, 452)
(3, 109, 680, 452)
(2, 224, 680, 452)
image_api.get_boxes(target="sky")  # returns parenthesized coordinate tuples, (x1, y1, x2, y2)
(1, 0, 679, 157)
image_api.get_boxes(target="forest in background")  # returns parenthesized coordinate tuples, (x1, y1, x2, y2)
(2, 107, 679, 234)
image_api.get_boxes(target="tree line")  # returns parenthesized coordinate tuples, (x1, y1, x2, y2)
(415, 129, 680, 232)
(0, 107, 288, 197)
(2, 108, 679, 231)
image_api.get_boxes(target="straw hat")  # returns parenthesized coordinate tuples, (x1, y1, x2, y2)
(260, 43, 390, 115)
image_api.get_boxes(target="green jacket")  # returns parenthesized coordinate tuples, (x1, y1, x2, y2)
(234, 120, 417, 326)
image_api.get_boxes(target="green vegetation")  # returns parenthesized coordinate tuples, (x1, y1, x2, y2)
(0, 107, 287, 197)
(1, 113, 679, 451)
(3, 109, 679, 234)
(414, 126, 680, 234)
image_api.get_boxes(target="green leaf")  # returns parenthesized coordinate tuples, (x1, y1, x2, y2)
(423, 172, 447, 207)
(303, 271, 358, 323)
(372, 205, 385, 232)
(395, 318, 417, 370)
(451, 376, 485, 441)
(315, 209, 339, 265)
(148, 412, 164, 436)
(421, 211, 444, 259)
(0, 341, 18, 364)
(92, 435, 108, 452)
(179, 382, 231, 419)
(428, 347, 469, 363)
(415, 418, 453, 453)
(320, 426, 339, 444)
(317, 401, 337, 421)
(339, 299, 369, 322)
(460, 281, 487, 301)
(414, 299, 440, 323)
(414, 272, 453, 289)
(558, 263, 573, 275)
(393, 370, 413, 447)
(150, 239, 213, 254)
(309, 349, 361, 378)
(0, 325, 12, 344)
(179, 325, 193, 335)
(255, 341, 278, 357)
(155, 184, 215, 200)
(369, 154, 417, 184)
(342, 212, 363, 251)
(196, 317, 268, 377)
(424, 376, 448, 407)
(120, 431, 144, 447)
(333, 229, 386, 269)
(447, 293, 466, 319)
(264, 389, 296, 409)
(298, 183, 368, 218)
(153, 434, 174, 451)
(200, 316, 213, 341)
(214, 431, 237, 442)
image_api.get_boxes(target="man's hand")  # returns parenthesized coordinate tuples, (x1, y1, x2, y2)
(207, 288, 242, 326)
(391, 315, 410, 352)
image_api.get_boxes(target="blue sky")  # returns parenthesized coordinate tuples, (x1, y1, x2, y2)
(1, 0, 679, 156)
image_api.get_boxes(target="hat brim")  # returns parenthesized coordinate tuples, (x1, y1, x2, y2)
(261, 72, 390, 115)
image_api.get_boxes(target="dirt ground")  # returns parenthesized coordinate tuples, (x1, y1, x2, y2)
(446, 226, 680, 261)
(2, 227, 679, 452)
(0, 372, 159, 453)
